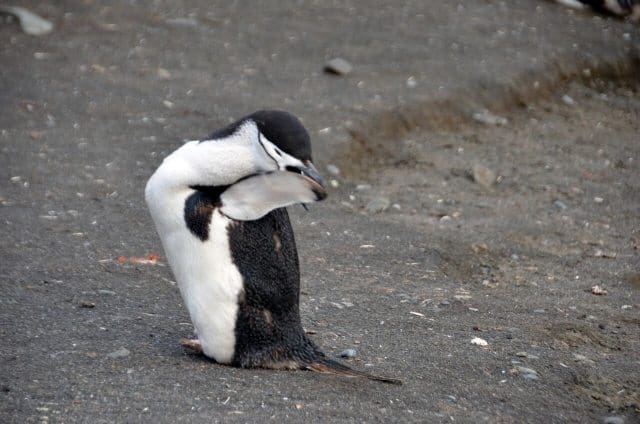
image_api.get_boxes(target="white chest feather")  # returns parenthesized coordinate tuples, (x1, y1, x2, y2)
(146, 183, 243, 363)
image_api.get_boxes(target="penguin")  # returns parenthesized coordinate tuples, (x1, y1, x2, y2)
(145, 110, 401, 384)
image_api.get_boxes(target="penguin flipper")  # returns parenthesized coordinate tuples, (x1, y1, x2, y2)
(305, 358, 403, 385)
(220, 171, 324, 221)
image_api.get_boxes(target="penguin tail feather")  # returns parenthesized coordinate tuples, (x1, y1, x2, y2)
(305, 358, 402, 385)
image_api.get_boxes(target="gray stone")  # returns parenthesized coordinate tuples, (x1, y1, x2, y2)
(472, 164, 496, 189)
(324, 58, 353, 76)
(326, 164, 340, 176)
(107, 347, 130, 359)
(339, 349, 357, 358)
(553, 200, 568, 210)
(472, 110, 508, 126)
(365, 197, 390, 214)
(602, 417, 625, 424)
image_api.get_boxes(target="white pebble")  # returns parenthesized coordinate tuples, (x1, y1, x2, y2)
(470, 337, 488, 346)
(326, 164, 340, 176)
(561, 94, 575, 106)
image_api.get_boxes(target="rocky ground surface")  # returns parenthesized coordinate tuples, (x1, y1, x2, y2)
(1, 1, 639, 423)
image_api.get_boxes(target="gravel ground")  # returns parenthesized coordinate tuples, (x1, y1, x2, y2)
(1, 1, 639, 422)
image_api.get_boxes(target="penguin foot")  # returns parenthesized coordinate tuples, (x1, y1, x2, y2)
(179, 338, 203, 354)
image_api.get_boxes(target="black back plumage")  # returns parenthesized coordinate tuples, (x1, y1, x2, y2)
(228, 208, 324, 368)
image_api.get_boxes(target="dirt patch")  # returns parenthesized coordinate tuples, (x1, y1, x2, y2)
(339, 51, 640, 176)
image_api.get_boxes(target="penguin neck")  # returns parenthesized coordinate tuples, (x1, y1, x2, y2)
(150, 127, 275, 192)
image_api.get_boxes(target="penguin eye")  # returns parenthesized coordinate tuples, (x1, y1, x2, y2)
(274, 148, 282, 157)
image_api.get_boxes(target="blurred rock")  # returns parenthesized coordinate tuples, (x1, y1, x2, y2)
(365, 197, 390, 213)
(472, 164, 496, 189)
(324, 58, 353, 76)
(473, 110, 507, 126)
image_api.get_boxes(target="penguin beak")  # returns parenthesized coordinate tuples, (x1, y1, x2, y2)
(286, 162, 327, 201)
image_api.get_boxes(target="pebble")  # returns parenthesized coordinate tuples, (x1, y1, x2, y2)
(573, 353, 595, 366)
(470, 337, 488, 346)
(472, 110, 508, 126)
(365, 197, 390, 214)
(165, 17, 198, 27)
(107, 347, 130, 359)
(515, 351, 529, 357)
(330, 179, 339, 188)
(324, 58, 353, 75)
(591, 285, 608, 295)
(355, 184, 371, 191)
(80, 301, 95, 308)
(562, 95, 576, 106)
(472, 164, 496, 188)
(157, 68, 172, 80)
(593, 196, 604, 203)
(553, 200, 568, 210)
(516, 366, 539, 380)
(602, 417, 625, 424)
(326, 164, 340, 176)
(339, 349, 357, 358)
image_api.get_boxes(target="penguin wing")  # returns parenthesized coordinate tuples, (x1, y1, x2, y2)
(220, 171, 323, 221)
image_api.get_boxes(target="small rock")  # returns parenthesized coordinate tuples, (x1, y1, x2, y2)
(591, 285, 608, 295)
(165, 17, 198, 27)
(553, 200, 568, 210)
(470, 337, 488, 346)
(365, 197, 390, 214)
(107, 347, 130, 359)
(533, 309, 545, 314)
(98, 289, 116, 295)
(594, 249, 616, 259)
(472, 110, 508, 126)
(406, 76, 417, 88)
(472, 164, 496, 189)
(515, 351, 529, 357)
(329, 179, 339, 188)
(355, 184, 371, 191)
(80, 301, 95, 309)
(561, 95, 576, 106)
(602, 416, 625, 424)
(157, 68, 172, 80)
(326, 164, 340, 176)
(339, 349, 357, 358)
(516, 366, 539, 380)
(573, 353, 595, 366)
(593, 196, 604, 203)
(324, 58, 353, 76)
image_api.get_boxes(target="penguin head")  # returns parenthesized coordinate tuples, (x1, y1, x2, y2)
(210, 110, 326, 198)
(205, 110, 327, 220)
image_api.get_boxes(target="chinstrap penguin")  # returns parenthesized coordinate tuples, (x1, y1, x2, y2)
(145, 110, 401, 384)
